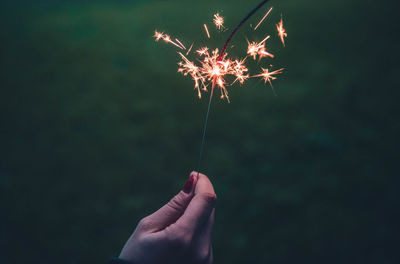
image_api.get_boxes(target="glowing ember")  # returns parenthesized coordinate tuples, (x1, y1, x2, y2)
(253, 67, 284, 94)
(213, 13, 224, 30)
(246, 36, 274, 60)
(254, 7, 273, 30)
(154, 30, 185, 50)
(204, 24, 211, 39)
(276, 15, 287, 47)
(178, 48, 249, 102)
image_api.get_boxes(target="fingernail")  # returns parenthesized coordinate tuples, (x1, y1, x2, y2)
(183, 174, 194, 194)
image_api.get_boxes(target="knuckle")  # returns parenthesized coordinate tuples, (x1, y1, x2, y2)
(165, 227, 193, 249)
(138, 217, 152, 230)
(167, 194, 186, 211)
(198, 192, 217, 204)
(177, 233, 192, 249)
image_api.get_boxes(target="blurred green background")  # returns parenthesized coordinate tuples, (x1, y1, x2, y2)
(1, 0, 399, 263)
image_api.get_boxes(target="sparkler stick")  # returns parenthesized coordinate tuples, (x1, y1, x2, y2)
(153, 0, 284, 175)
(218, 0, 272, 61)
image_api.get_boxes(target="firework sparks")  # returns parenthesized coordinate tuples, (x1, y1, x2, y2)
(247, 35, 274, 60)
(276, 15, 287, 47)
(175, 38, 186, 50)
(186, 43, 194, 55)
(178, 47, 250, 102)
(153, 0, 286, 178)
(154, 30, 184, 50)
(154, 4, 285, 101)
(253, 67, 284, 94)
(213, 13, 224, 30)
(204, 24, 211, 38)
(254, 7, 273, 30)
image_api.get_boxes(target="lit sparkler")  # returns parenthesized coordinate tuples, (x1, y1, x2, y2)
(153, 0, 286, 174)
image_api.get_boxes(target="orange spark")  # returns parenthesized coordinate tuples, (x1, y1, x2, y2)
(154, 9, 286, 101)
(254, 7, 273, 30)
(154, 30, 184, 50)
(196, 47, 209, 56)
(247, 36, 274, 60)
(253, 67, 284, 94)
(186, 43, 194, 56)
(154, 30, 164, 41)
(276, 15, 287, 47)
(175, 38, 186, 50)
(204, 24, 211, 38)
(213, 13, 224, 30)
(178, 47, 250, 102)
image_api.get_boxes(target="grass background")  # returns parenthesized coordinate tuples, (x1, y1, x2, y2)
(1, 0, 399, 263)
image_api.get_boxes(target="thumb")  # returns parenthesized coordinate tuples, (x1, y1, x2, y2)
(139, 172, 198, 232)
(172, 172, 216, 234)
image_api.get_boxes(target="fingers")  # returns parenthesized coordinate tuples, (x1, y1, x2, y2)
(139, 173, 198, 233)
(172, 171, 217, 235)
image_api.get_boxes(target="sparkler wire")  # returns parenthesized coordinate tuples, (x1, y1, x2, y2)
(197, 0, 272, 175)
(218, 0, 272, 61)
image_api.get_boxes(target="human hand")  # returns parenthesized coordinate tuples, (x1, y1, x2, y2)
(118, 171, 217, 264)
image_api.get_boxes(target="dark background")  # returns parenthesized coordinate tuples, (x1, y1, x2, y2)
(1, 0, 399, 263)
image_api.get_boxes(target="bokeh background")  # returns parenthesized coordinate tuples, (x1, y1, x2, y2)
(1, 0, 399, 263)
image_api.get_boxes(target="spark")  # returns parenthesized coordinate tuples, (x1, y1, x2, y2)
(178, 47, 250, 102)
(254, 7, 273, 30)
(213, 13, 224, 30)
(204, 24, 211, 38)
(247, 36, 274, 60)
(186, 43, 194, 55)
(253, 67, 284, 94)
(196, 47, 209, 56)
(154, 30, 184, 50)
(154, 3, 285, 102)
(175, 38, 186, 50)
(276, 15, 287, 47)
(153, 0, 285, 178)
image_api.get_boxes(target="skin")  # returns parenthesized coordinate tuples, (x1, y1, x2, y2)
(119, 171, 217, 264)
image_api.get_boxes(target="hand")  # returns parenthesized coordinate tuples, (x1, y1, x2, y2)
(119, 171, 217, 264)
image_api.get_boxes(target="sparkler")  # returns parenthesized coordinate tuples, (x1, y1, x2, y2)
(153, 0, 287, 174)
